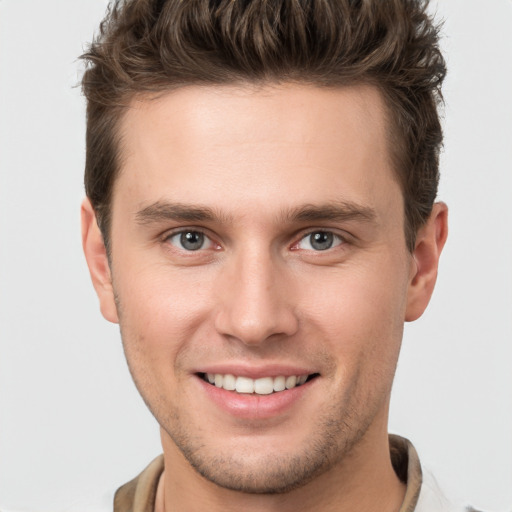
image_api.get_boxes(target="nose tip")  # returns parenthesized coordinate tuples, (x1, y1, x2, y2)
(215, 304, 298, 346)
(213, 255, 299, 346)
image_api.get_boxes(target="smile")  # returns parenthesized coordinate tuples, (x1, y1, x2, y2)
(199, 373, 319, 395)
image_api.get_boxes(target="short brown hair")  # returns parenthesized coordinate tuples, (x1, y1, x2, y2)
(81, 0, 446, 252)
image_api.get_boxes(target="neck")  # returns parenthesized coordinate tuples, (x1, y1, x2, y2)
(156, 426, 406, 512)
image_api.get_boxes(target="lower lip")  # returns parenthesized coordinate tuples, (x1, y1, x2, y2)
(196, 376, 315, 419)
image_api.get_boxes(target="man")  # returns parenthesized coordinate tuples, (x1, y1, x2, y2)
(80, 0, 472, 510)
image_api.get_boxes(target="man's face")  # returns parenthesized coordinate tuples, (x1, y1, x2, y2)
(96, 84, 418, 492)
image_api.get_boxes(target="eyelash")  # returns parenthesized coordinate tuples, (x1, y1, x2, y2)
(291, 230, 346, 252)
(163, 228, 347, 254)
(164, 229, 220, 252)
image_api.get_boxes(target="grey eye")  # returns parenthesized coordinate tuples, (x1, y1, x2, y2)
(180, 231, 205, 251)
(168, 231, 209, 251)
(296, 231, 343, 251)
(309, 232, 334, 251)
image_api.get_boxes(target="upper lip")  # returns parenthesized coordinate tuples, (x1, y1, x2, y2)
(194, 363, 317, 379)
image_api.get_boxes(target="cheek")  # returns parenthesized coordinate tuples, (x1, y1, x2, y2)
(113, 263, 216, 377)
(300, 267, 407, 416)
(298, 259, 408, 366)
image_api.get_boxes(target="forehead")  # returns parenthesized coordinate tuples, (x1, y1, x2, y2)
(114, 83, 399, 221)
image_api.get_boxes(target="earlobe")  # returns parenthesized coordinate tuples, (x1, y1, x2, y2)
(81, 198, 119, 324)
(405, 202, 448, 322)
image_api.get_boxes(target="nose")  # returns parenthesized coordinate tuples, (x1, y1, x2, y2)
(214, 246, 299, 346)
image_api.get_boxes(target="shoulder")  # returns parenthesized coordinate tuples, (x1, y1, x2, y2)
(416, 470, 483, 512)
(114, 455, 164, 512)
(389, 435, 484, 512)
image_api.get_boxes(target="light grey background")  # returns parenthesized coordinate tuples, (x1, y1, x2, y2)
(0, 1, 511, 510)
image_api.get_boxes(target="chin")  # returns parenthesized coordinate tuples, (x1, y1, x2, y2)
(163, 404, 373, 495)
(183, 448, 332, 494)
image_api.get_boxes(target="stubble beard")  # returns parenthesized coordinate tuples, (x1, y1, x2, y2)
(115, 295, 392, 495)
(118, 342, 384, 495)
(157, 392, 375, 495)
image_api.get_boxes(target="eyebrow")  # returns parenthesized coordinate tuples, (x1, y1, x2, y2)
(135, 202, 229, 225)
(135, 200, 377, 226)
(284, 201, 377, 224)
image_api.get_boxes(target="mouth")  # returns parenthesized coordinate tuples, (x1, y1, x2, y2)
(198, 372, 320, 395)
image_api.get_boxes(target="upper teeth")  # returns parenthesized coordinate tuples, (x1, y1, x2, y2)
(206, 373, 309, 394)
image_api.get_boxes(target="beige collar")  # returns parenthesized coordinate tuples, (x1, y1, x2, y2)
(114, 434, 422, 512)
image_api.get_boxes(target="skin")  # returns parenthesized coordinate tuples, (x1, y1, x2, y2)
(82, 83, 448, 512)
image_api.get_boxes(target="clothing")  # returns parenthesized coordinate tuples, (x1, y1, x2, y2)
(113, 435, 477, 512)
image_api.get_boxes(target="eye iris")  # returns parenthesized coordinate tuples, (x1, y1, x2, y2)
(310, 232, 333, 251)
(180, 231, 204, 250)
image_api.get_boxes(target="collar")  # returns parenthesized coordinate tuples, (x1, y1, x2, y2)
(114, 434, 422, 512)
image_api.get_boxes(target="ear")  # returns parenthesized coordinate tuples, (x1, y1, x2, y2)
(405, 202, 448, 322)
(81, 198, 119, 324)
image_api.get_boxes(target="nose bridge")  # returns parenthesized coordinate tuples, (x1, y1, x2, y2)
(214, 242, 298, 345)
